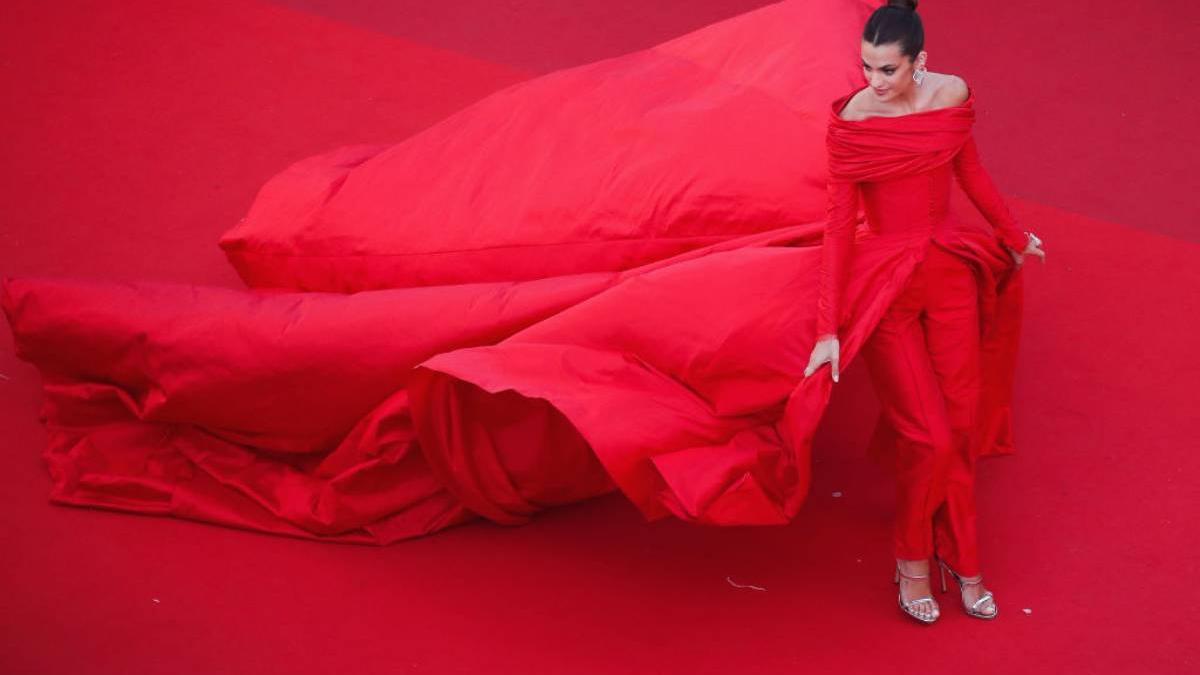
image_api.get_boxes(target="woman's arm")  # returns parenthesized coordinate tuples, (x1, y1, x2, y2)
(952, 134, 1030, 252)
(815, 177, 860, 340)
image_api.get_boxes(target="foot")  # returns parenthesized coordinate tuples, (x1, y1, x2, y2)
(953, 572, 997, 618)
(895, 558, 939, 623)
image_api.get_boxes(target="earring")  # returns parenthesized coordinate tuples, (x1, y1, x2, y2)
(912, 66, 927, 85)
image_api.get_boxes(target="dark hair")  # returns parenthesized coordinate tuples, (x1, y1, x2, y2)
(863, 0, 924, 61)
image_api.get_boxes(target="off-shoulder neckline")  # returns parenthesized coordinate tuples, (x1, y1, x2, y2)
(833, 83, 975, 123)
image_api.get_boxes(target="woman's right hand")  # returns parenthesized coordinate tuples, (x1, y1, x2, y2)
(803, 334, 841, 383)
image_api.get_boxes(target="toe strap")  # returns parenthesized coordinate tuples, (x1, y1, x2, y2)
(969, 592, 995, 611)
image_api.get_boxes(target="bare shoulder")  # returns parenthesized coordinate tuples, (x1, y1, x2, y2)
(931, 73, 970, 107)
(837, 87, 873, 121)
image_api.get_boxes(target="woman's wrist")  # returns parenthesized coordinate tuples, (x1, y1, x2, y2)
(998, 226, 1029, 253)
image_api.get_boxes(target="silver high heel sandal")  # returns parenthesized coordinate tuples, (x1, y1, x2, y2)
(935, 556, 999, 620)
(893, 563, 940, 624)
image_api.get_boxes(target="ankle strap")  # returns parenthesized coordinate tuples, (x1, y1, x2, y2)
(895, 567, 930, 580)
(937, 558, 984, 584)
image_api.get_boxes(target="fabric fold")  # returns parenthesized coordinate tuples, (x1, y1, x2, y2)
(1, 0, 1021, 544)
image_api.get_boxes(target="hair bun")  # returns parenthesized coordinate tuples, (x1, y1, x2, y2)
(887, 0, 918, 10)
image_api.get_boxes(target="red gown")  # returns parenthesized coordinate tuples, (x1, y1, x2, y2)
(820, 85, 1027, 574)
(820, 85, 1025, 471)
(0, 0, 1022, 545)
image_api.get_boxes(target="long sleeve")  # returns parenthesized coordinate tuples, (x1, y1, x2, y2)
(952, 134, 1029, 252)
(815, 177, 859, 339)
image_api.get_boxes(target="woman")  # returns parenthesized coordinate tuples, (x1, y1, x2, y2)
(803, 0, 1046, 624)
(3, 0, 1039, 622)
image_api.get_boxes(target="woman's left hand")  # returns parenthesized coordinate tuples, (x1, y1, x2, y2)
(1007, 232, 1046, 268)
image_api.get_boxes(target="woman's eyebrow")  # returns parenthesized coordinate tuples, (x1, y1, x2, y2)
(861, 61, 897, 68)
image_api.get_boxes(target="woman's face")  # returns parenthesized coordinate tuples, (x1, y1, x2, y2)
(860, 40, 927, 101)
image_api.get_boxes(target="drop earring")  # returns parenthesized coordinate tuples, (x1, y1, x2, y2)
(912, 65, 926, 85)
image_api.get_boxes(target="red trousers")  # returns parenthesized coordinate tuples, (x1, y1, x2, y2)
(862, 243, 983, 576)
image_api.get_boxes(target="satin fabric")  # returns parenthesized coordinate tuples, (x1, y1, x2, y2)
(818, 85, 1025, 475)
(818, 86, 1027, 575)
(1, 0, 1022, 544)
(218, 0, 877, 292)
(863, 244, 986, 575)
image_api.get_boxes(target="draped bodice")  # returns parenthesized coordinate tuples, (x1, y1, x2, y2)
(860, 163, 954, 236)
(815, 83, 1028, 338)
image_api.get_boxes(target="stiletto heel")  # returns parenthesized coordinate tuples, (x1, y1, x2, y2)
(934, 556, 998, 620)
(894, 562, 940, 625)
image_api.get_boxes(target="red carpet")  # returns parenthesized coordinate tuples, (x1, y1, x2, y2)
(1, 1, 1195, 673)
